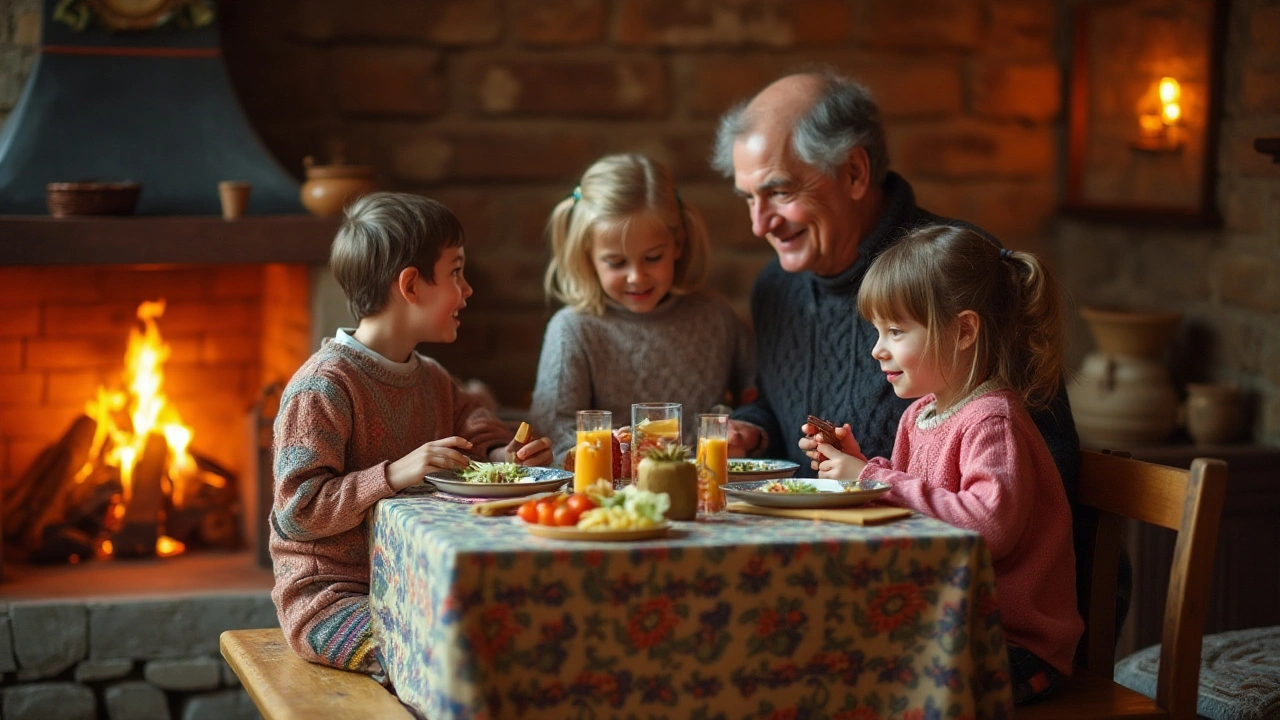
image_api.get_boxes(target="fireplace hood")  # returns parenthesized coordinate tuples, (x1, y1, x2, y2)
(0, 0, 303, 216)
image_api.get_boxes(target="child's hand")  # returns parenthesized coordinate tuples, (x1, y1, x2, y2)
(814, 443, 867, 480)
(799, 422, 865, 462)
(491, 435, 553, 467)
(388, 436, 473, 491)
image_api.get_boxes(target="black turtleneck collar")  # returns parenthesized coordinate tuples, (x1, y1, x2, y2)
(813, 171, 920, 296)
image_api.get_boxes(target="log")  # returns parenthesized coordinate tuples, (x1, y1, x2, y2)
(5, 415, 98, 549)
(111, 431, 167, 558)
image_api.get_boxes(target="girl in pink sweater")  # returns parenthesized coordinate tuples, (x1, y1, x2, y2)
(803, 224, 1083, 705)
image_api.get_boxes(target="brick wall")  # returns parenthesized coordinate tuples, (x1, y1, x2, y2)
(0, 266, 311, 495)
(1056, 0, 1280, 445)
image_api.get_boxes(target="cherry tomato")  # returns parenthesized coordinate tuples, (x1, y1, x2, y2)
(566, 494, 595, 516)
(517, 500, 539, 524)
(537, 501, 558, 526)
(552, 504, 580, 527)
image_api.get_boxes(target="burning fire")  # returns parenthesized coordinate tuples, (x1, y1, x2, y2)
(78, 300, 224, 558)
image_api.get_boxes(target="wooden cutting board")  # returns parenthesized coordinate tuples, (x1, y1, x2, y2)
(728, 502, 912, 526)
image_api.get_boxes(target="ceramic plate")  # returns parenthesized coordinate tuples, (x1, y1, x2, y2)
(727, 458, 801, 481)
(722, 478, 890, 509)
(424, 467, 572, 498)
(523, 521, 671, 542)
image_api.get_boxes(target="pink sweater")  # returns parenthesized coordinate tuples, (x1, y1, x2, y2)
(859, 388, 1083, 675)
(270, 340, 510, 669)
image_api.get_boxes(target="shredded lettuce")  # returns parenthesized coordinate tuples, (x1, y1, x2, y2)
(598, 484, 670, 522)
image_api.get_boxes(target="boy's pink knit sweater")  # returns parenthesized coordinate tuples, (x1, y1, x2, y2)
(859, 388, 1083, 675)
(270, 340, 510, 669)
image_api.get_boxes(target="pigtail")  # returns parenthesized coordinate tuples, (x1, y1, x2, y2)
(1005, 250, 1065, 410)
(543, 197, 582, 307)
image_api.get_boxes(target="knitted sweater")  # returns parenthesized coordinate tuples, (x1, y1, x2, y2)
(529, 290, 754, 461)
(269, 339, 510, 669)
(860, 388, 1084, 675)
(731, 171, 1081, 495)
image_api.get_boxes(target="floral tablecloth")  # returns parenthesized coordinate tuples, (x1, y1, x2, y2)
(371, 489, 1013, 720)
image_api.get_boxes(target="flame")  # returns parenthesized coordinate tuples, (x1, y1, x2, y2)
(81, 299, 201, 557)
(1158, 77, 1181, 126)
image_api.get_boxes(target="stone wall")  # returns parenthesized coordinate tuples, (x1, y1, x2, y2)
(1056, 0, 1280, 445)
(1, 595, 271, 720)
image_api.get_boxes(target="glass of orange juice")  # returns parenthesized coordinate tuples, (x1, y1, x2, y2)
(631, 402, 681, 481)
(697, 413, 728, 518)
(574, 410, 613, 494)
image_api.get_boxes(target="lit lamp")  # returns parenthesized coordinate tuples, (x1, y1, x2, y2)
(1133, 76, 1184, 152)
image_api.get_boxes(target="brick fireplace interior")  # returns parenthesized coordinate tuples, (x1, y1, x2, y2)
(0, 262, 313, 595)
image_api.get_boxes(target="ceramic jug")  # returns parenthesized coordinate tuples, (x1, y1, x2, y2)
(1068, 307, 1181, 448)
(300, 155, 376, 218)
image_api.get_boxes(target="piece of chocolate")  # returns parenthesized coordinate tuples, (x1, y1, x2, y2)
(805, 414, 839, 446)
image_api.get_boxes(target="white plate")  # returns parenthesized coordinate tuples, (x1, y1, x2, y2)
(424, 467, 572, 498)
(727, 458, 801, 482)
(523, 521, 670, 542)
(722, 478, 890, 509)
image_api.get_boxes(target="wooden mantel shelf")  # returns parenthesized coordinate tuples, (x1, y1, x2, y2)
(0, 215, 341, 266)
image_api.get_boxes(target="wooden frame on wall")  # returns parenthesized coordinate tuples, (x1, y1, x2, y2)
(1062, 0, 1228, 226)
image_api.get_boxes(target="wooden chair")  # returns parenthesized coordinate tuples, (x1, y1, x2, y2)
(220, 628, 413, 720)
(1018, 449, 1228, 720)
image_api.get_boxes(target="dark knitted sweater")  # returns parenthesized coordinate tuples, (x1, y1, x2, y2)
(732, 172, 1081, 495)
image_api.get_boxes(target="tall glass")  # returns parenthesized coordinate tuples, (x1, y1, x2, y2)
(697, 413, 729, 517)
(631, 402, 681, 481)
(574, 410, 613, 494)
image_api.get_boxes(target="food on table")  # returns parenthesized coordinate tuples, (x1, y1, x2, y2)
(805, 414, 839, 447)
(636, 442, 696, 520)
(515, 483, 668, 531)
(514, 421, 531, 444)
(730, 460, 779, 472)
(696, 434, 728, 515)
(760, 479, 869, 493)
(631, 416, 680, 481)
(456, 461, 531, 484)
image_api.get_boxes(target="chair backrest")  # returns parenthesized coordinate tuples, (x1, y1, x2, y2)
(1075, 449, 1228, 720)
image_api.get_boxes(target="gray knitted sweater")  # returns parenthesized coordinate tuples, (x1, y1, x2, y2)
(529, 290, 755, 462)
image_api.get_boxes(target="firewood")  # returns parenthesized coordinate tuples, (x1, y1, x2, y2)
(5, 415, 98, 549)
(111, 432, 167, 558)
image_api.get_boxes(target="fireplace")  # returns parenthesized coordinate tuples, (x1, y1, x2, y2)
(0, 262, 320, 579)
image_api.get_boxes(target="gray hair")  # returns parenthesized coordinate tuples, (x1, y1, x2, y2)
(711, 72, 889, 186)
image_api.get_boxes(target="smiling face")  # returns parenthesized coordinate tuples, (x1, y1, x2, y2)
(417, 245, 472, 343)
(589, 212, 681, 314)
(732, 130, 864, 277)
(869, 314, 963, 409)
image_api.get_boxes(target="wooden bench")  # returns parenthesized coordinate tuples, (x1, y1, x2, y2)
(220, 628, 413, 720)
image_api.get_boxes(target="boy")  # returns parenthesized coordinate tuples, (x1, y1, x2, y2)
(270, 192, 552, 674)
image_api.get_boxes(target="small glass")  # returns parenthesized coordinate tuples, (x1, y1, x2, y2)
(574, 410, 612, 494)
(697, 413, 729, 518)
(631, 402, 682, 482)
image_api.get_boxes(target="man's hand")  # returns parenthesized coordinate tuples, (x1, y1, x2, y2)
(491, 435, 553, 467)
(388, 436, 473, 491)
(728, 420, 766, 457)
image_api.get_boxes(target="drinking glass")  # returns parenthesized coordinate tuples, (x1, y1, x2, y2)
(630, 402, 681, 481)
(696, 413, 729, 518)
(574, 410, 612, 494)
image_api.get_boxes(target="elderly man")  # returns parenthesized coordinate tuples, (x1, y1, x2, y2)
(714, 70, 1129, 653)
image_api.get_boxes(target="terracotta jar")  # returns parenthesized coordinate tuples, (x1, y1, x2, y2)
(300, 156, 376, 217)
(1185, 383, 1242, 445)
(1068, 307, 1181, 448)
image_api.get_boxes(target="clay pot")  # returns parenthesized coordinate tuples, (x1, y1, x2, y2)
(1185, 383, 1242, 445)
(1069, 307, 1182, 448)
(300, 156, 376, 217)
(1079, 307, 1181, 360)
(636, 457, 697, 521)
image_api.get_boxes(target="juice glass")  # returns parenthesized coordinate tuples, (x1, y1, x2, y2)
(696, 414, 729, 517)
(631, 402, 681, 481)
(574, 410, 613, 494)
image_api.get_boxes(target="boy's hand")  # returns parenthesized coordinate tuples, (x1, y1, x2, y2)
(490, 435, 553, 467)
(799, 422, 865, 463)
(388, 436, 473, 491)
(814, 443, 868, 480)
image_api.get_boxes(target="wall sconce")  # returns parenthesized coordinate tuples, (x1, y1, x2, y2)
(1132, 76, 1185, 152)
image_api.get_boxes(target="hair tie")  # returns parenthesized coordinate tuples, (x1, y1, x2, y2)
(570, 186, 582, 203)
(999, 248, 1014, 261)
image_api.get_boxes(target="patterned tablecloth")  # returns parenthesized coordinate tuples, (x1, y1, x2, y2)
(371, 488, 1013, 720)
